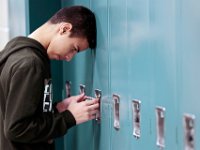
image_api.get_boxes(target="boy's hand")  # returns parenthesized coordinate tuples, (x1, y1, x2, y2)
(56, 93, 100, 124)
(67, 97, 99, 124)
(56, 93, 86, 113)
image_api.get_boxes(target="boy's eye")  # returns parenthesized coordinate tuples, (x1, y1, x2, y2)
(73, 47, 79, 53)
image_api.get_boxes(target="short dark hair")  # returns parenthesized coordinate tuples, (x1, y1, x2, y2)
(49, 6, 97, 49)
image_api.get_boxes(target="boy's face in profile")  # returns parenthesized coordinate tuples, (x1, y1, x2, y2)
(47, 22, 89, 61)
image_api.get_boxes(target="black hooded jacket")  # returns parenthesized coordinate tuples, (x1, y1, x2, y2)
(0, 37, 76, 150)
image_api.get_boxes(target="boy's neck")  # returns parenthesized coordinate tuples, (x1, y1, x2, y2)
(28, 22, 56, 50)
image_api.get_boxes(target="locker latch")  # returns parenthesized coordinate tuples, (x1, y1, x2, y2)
(132, 99, 141, 139)
(113, 94, 120, 130)
(79, 84, 86, 94)
(95, 89, 102, 123)
(156, 106, 166, 149)
(65, 81, 71, 98)
(184, 113, 195, 150)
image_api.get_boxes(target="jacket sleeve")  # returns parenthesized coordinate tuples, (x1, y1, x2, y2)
(4, 58, 76, 143)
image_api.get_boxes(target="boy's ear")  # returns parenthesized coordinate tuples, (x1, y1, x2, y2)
(59, 23, 72, 34)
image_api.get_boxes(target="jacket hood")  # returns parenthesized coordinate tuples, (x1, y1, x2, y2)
(0, 36, 49, 66)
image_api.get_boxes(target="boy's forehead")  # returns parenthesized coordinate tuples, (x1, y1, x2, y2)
(78, 39, 89, 51)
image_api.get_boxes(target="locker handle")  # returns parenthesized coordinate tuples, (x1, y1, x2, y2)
(79, 84, 86, 94)
(184, 113, 195, 150)
(95, 89, 102, 123)
(113, 94, 120, 130)
(65, 81, 71, 98)
(156, 106, 166, 149)
(132, 99, 141, 139)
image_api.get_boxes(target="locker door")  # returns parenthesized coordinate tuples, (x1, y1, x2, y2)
(176, 0, 200, 149)
(109, 0, 130, 149)
(62, 48, 95, 150)
(61, 0, 111, 150)
(149, 0, 178, 149)
(92, 1, 111, 150)
(62, 1, 93, 150)
(127, 0, 155, 149)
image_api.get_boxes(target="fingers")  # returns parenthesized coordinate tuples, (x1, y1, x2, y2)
(85, 102, 100, 121)
(87, 103, 99, 111)
(66, 94, 100, 124)
(80, 100, 99, 119)
(85, 109, 99, 121)
(67, 98, 100, 124)
(84, 96, 93, 100)
(75, 93, 85, 102)
(74, 94, 99, 103)
(84, 98, 99, 106)
(88, 113, 97, 120)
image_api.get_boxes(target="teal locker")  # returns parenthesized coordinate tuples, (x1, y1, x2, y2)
(61, 1, 94, 150)
(126, 0, 155, 149)
(53, 0, 200, 149)
(92, 0, 111, 150)
(149, 0, 178, 149)
(61, 0, 180, 150)
(109, 0, 130, 149)
(61, 0, 111, 150)
(62, 51, 95, 150)
(176, 0, 200, 149)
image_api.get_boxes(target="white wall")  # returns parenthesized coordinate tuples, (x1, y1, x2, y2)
(0, 0, 9, 50)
